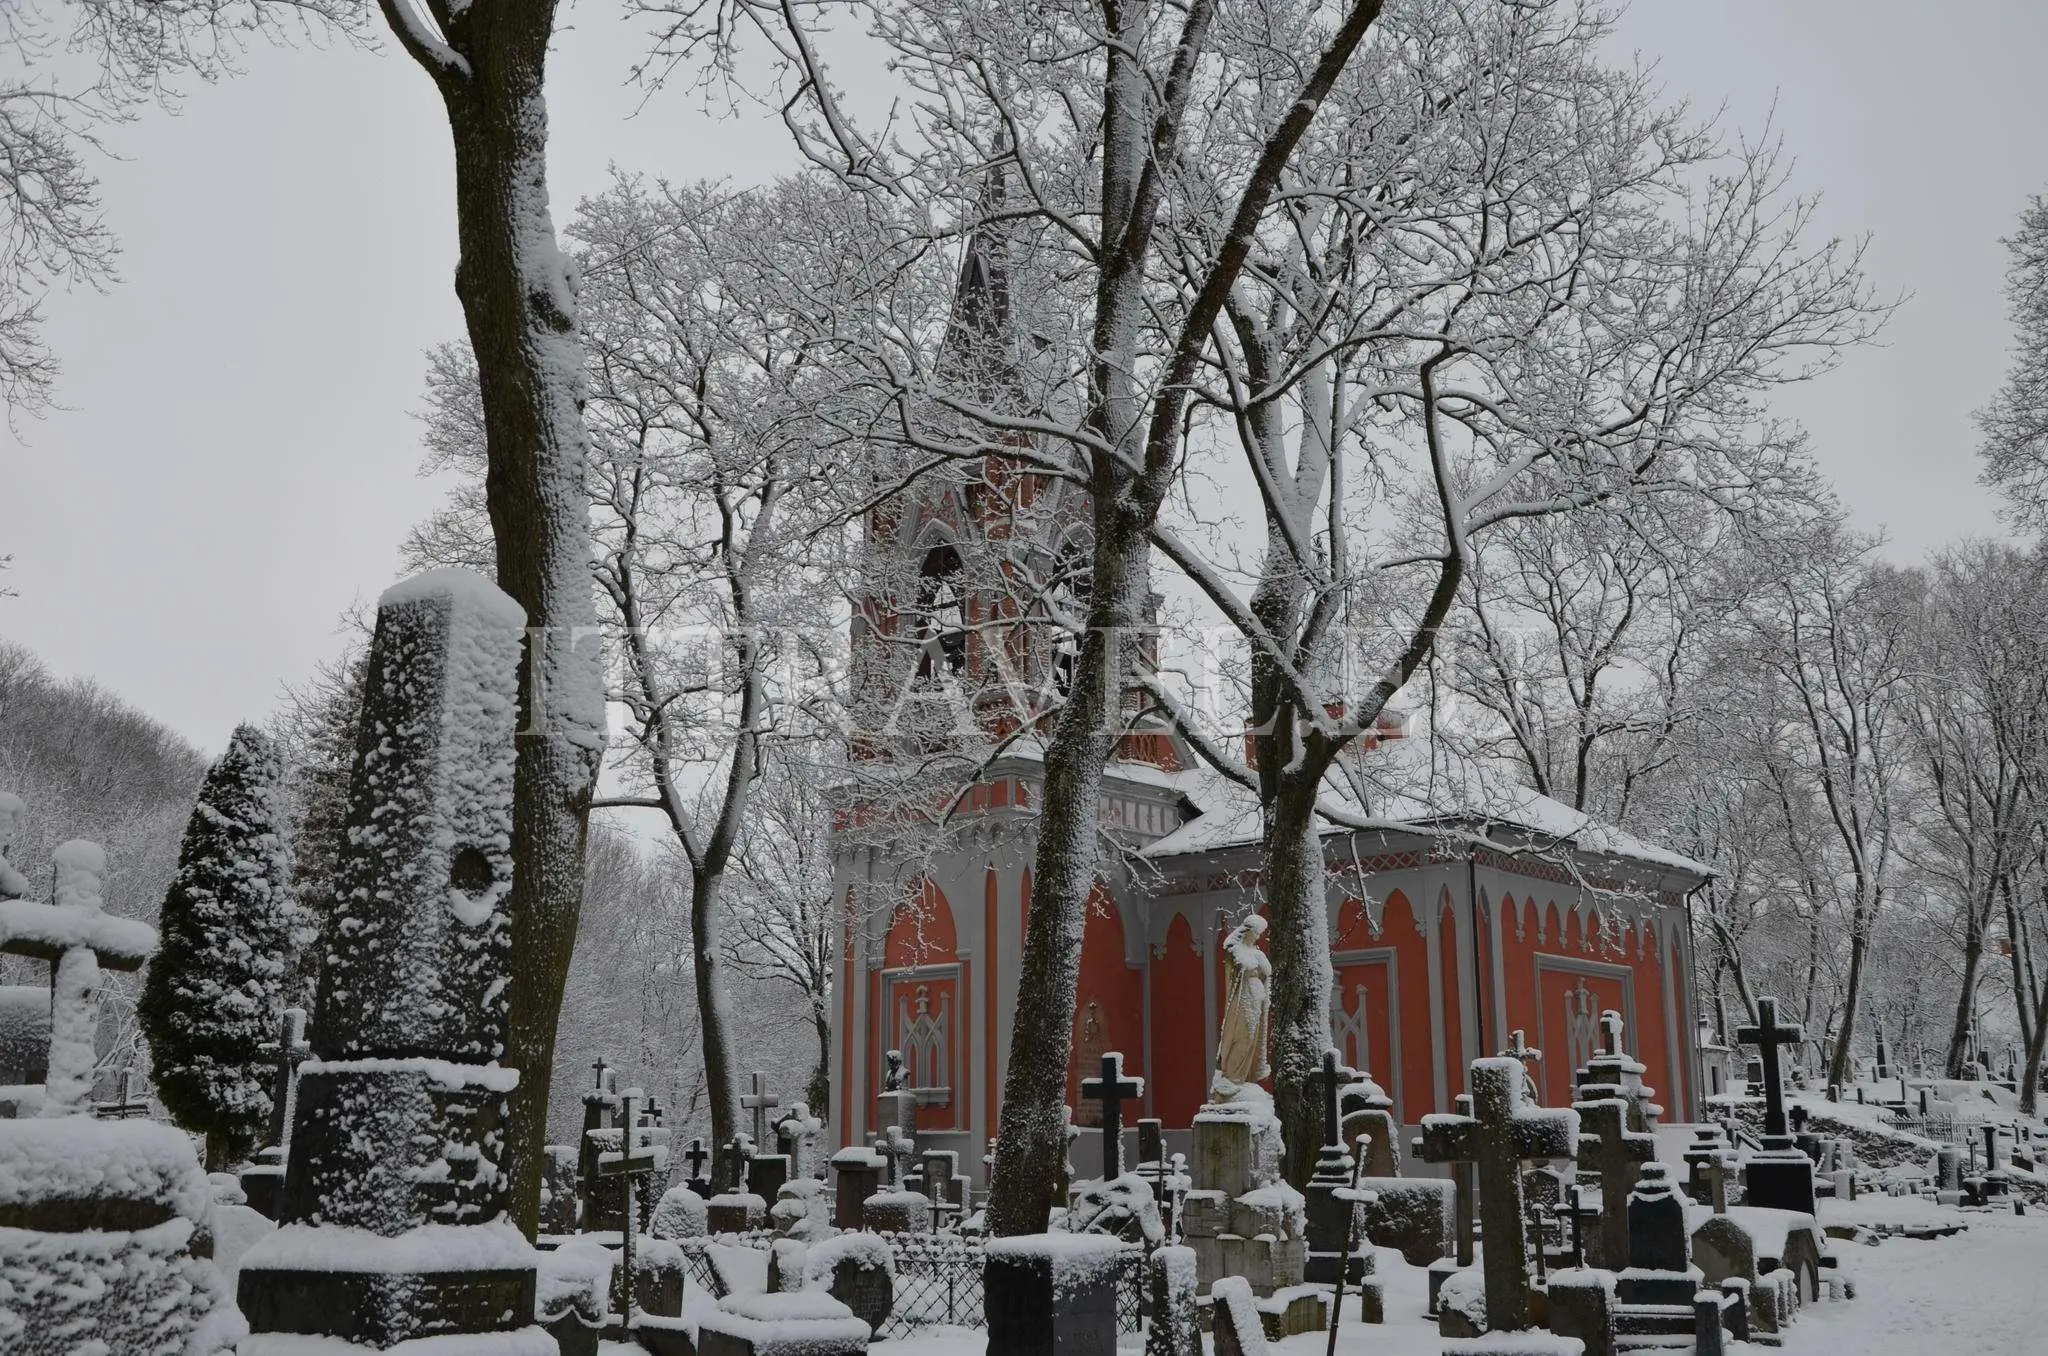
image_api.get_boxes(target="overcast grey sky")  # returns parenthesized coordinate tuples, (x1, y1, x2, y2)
(2, 0, 2043, 754)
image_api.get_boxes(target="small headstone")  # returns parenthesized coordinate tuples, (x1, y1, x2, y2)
(984, 1232, 1123, 1356)
(1145, 1244, 1200, 1356)
(1210, 1275, 1271, 1356)
(831, 1146, 886, 1230)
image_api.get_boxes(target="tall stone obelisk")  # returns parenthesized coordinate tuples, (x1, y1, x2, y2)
(239, 569, 545, 1350)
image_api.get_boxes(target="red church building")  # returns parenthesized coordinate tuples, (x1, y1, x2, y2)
(828, 226, 1710, 1177)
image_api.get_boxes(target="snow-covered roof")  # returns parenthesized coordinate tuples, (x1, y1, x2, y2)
(1132, 734, 1712, 882)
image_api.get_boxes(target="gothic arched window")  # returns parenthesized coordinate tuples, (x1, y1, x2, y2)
(917, 543, 969, 680)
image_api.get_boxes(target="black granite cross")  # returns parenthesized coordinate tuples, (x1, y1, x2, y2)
(683, 1136, 710, 1180)
(1736, 997, 1803, 1140)
(1307, 1049, 1360, 1151)
(1080, 1052, 1144, 1179)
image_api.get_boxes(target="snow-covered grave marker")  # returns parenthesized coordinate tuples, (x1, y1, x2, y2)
(235, 568, 549, 1353)
(876, 1047, 918, 1156)
(744, 1072, 793, 1200)
(240, 1005, 311, 1218)
(593, 1086, 668, 1324)
(0, 835, 155, 1114)
(1304, 1048, 1363, 1285)
(0, 823, 246, 1353)
(1574, 1096, 1655, 1268)
(1419, 1056, 1579, 1334)
(683, 1134, 714, 1196)
(1079, 1050, 1143, 1179)
(1737, 996, 1820, 1216)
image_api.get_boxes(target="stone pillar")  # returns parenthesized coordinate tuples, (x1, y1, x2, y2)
(238, 570, 539, 1349)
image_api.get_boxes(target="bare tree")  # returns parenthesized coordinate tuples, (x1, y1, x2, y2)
(1, 0, 362, 410)
(1130, 0, 1875, 1176)
(411, 173, 867, 1179)
(1979, 194, 2048, 527)
(632, 0, 1400, 1228)
(1730, 523, 1912, 1087)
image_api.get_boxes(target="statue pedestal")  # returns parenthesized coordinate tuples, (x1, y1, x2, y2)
(1183, 1097, 1306, 1296)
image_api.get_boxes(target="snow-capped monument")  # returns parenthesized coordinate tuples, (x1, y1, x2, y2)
(237, 568, 546, 1351)
(0, 811, 242, 1353)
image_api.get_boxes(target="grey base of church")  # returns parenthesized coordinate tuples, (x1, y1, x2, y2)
(238, 1261, 536, 1348)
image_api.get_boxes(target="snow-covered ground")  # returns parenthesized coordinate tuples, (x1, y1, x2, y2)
(597, 1184, 2048, 1356)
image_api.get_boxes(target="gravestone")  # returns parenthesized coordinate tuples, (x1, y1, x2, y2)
(0, 828, 240, 1352)
(1338, 1070, 1401, 1177)
(594, 1088, 669, 1324)
(1079, 1051, 1143, 1180)
(1304, 1049, 1363, 1285)
(237, 570, 542, 1349)
(876, 1049, 917, 1157)
(1575, 1011, 1660, 1131)
(774, 1102, 824, 1179)
(683, 1136, 715, 1198)
(1736, 998, 1817, 1217)
(240, 1007, 311, 1218)
(1182, 1089, 1307, 1296)
(1420, 1057, 1577, 1333)
(985, 1232, 1123, 1356)
(831, 1145, 886, 1229)
(1574, 1096, 1654, 1268)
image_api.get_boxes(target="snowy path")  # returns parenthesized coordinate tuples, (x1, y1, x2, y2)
(1780, 1198, 2048, 1356)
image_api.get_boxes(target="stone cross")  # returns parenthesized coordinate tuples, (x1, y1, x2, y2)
(93, 1067, 152, 1120)
(1308, 1049, 1360, 1153)
(877, 1123, 917, 1188)
(259, 1007, 311, 1149)
(1735, 997, 1802, 1141)
(1305, 1049, 1363, 1285)
(742, 1071, 781, 1146)
(1501, 1029, 1543, 1096)
(719, 1134, 756, 1194)
(1551, 1183, 1589, 1268)
(1079, 1051, 1144, 1179)
(682, 1136, 713, 1196)
(1575, 1097, 1655, 1269)
(0, 837, 153, 1116)
(1419, 1058, 1578, 1333)
(592, 1089, 667, 1321)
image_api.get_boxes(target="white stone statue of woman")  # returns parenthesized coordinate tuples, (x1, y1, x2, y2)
(1211, 914, 1272, 1102)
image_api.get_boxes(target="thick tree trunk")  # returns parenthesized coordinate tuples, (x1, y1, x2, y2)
(1945, 916, 1985, 1078)
(809, 993, 833, 1115)
(1263, 766, 1333, 1190)
(691, 866, 741, 1181)
(985, 526, 1149, 1236)
(380, 0, 608, 1234)
(1828, 918, 1871, 1088)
